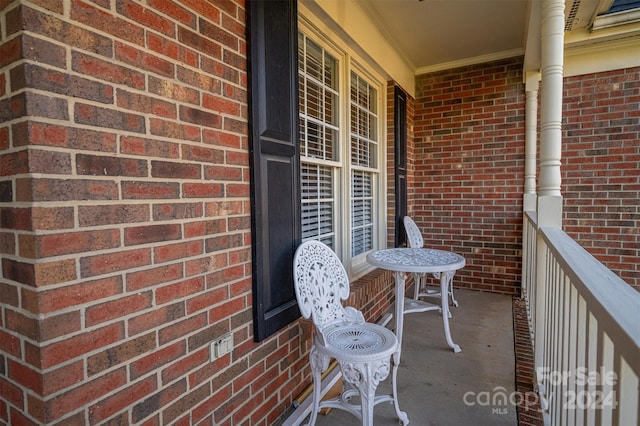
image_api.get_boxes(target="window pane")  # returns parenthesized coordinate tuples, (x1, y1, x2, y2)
(351, 170, 373, 256)
(350, 72, 377, 168)
(301, 163, 335, 248)
(299, 33, 339, 162)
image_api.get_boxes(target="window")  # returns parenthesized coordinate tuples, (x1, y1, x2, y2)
(298, 26, 386, 277)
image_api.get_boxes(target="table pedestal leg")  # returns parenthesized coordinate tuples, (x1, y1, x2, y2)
(440, 271, 461, 353)
(391, 271, 409, 425)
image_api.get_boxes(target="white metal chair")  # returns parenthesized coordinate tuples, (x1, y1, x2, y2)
(403, 216, 459, 308)
(293, 240, 408, 426)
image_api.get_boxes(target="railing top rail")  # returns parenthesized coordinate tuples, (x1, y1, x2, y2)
(541, 226, 640, 367)
(524, 210, 537, 224)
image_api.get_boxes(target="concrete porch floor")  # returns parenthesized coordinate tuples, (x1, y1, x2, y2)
(306, 288, 518, 426)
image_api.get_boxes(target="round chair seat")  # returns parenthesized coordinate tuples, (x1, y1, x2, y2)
(318, 322, 398, 362)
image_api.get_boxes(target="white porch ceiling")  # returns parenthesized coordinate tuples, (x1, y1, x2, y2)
(361, 0, 613, 74)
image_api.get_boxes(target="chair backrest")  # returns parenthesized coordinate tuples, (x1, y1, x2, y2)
(403, 216, 424, 249)
(293, 240, 350, 329)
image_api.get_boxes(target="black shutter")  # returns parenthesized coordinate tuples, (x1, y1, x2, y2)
(247, 0, 301, 341)
(394, 86, 408, 248)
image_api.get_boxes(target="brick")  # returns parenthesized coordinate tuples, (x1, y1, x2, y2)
(202, 129, 242, 149)
(152, 202, 203, 221)
(121, 181, 180, 199)
(153, 240, 203, 264)
(192, 385, 231, 425)
(158, 312, 207, 345)
(207, 295, 243, 324)
(78, 204, 149, 227)
(160, 347, 207, 385)
(116, 89, 177, 119)
(12, 63, 113, 104)
(0, 126, 7, 150)
(41, 361, 84, 397)
(0, 207, 32, 231)
(25, 275, 121, 314)
(147, 33, 198, 68)
(86, 291, 152, 326)
(176, 66, 221, 94)
(202, 93, 241, 117)
(87, 332, 155, 376)
(161, 382, 210, 425)
(126, 263, 183, 291)
(2, 258, 35, 286)
(80, 248, 151, 278)
(39, 311, 81, 341)
(179, 105, 222, 128)
(0, 180, 13, 202)
(71, 0, 144, 45)
(200, 57, 240, 86)
(128, 303, 185, 336)
(132, 379, 186, 423)
(10, 6, 112, 57)
(18, 92, 68, 121)
(200, 19, 239, 51)
(148, 0, 196, 28)
(27, 149, 72, 175)
(72, 51, 145, 89)
(226, 183, 249, 197)
(148, 76, 199, 105)
(0, 329, 22, 358)
(17, 177, 119, 202)
(0, 36, 22, 70)
(0, 376, 24, 410)
(7, 359, 43, 395)
(40, 323, 124, 369)
(177, 26, 221, 59)
(21, 34, 66, 68)
(155, 276, 204, 305)
(181, 144, 224, 164)
(124, 224, 181, 246)
(74, 103, 146, 134)
(150, 160, 201, 179)
(116, 0, 175, 37)
(0, 150, 29, 176)
(33, 229, 120, 257)
(76, 154, 148, 177)
(149, 118, 201, 141)
(89, 376, 157, 424)
(130, 341, 186, 380)
(4, 308, 38, 341)
(39, 369, 127, 423)
(178, 0, 221, 22)
(182, 183, 224, 198)
(115, 41, 175, 78)
(120, 135, 180, 159)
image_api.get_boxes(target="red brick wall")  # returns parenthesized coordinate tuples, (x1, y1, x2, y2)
(413, 57, 526, 295)
(562, 66, 640, 291)
(0, 1, 284, 425)
(0, 2, 398, 424)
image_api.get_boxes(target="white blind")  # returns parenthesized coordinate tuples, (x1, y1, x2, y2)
(350, 72, 377, 256)
(298, 33, 338, 247)
(301, 164, 335, 247)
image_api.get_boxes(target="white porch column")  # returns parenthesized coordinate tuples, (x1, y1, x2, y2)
(535, 0, 565, 413)
(524, 72, 540, 212)
(537, 0, 565, 227)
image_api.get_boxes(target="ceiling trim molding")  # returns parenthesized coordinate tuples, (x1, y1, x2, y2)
(415, 48, 525, 75)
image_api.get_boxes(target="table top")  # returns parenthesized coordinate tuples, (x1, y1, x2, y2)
(367, 247, 465, 273)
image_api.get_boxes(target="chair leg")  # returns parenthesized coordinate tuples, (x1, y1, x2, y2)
(391, 352, 409, 425)
(307, 346, 330, 426)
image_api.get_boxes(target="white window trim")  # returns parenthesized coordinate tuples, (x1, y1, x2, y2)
(299, 14, 388, 281)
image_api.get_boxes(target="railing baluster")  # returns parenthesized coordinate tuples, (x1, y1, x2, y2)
(521, 213, 639, 426)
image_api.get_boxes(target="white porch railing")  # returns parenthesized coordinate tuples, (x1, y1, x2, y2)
(522, 211, 640, 426)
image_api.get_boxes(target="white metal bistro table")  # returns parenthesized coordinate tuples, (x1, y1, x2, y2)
(367, 248, 466, 353)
